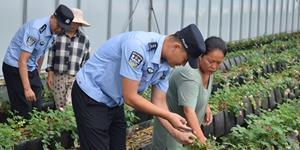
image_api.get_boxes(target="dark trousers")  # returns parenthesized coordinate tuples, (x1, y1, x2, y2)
(2, 63, 42, 119)
(71, 81, 126, 150)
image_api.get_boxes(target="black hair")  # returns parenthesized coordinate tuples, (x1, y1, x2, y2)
(170, 32, 182, 43)
(204, 36, 227, 56)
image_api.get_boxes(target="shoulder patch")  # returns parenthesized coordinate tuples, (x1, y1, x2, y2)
(128, 51, 143, 68)
(39, 24, 47, 34)
(26, 36, 37, 46)
(148, 42, 158, 51)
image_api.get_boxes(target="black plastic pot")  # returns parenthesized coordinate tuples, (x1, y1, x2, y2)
(268, 90, 277, 109)
(274, 88, 283, 104)
(267, 64, 274, 73)
(14, 140, 29, 150)
(236, 75, 246, 85)
(242, 97, 253, 116)
(0, 112, 8, 123)
(213, 111, 225, 137)
(201, 122, 214, 138)
(281, 88, 290, 102)
(261, 96, 269, 110)
(263, 65, 269, 74)
(224, 110, 236, 134)
(234, 56, 242, 66)
(235, 110, 246, 126)
(295, 89, 300, 98)
(252, 70, 260, 79)
(239, 56, 247, 62)
(223, 60, 231, 71)
(59, 130, 74, 149)
(212, 83, 222, 94)
(28, 138, 43, 150)
(229, 58, 236, 67)
(253, 98, 262, 115)
(41, 101, 55, 111)
(275, 61, 283, 72)
(288, 92, 296, 99)
(219, 63, 226, 71)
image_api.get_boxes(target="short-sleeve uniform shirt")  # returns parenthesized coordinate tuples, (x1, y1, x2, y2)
(4, 17, 54, 71)
(75, 31, 172, 107)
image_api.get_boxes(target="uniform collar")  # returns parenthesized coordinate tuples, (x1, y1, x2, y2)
(150, 35, 171, 71)
(44, 17, 52, 36)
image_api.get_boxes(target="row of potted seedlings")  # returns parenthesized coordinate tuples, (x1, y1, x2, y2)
(220, 35, 299, 72)
(220, 99, 300, 149)
(202, 63, 300, 139)
(0, 32, 299, 149)
(213, 45, 300, 92)
(0, 107, 77, 150)
(185, 99, 300, 150)
(226, 32, 300, 52)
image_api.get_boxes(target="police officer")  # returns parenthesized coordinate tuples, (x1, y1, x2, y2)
(71, 24, 206, 149)
(2, 4, 74, 118)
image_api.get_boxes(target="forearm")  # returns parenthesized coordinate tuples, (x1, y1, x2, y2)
(125, 94, 170, 120)
(154, 95, 178, 137)
(185, 109, 206, 140)
(18, 61, 31, 91)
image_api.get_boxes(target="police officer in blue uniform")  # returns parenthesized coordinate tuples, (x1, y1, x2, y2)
(2, 4, 74, 118)
(71, 24, 206, 150)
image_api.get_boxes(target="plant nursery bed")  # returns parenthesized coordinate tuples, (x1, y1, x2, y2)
(126, 126, 153, 150)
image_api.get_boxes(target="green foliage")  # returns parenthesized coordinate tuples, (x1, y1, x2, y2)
(210, 62, 300, 114)
(0, 124, 22, 149)
(125, 105, 139, 127)
(141, 88, 151, 100)
(181, 139, 221, 150)
(42, 85, 54, 102)
(227, 32, 300, 52)
(221, 100, 300, 149)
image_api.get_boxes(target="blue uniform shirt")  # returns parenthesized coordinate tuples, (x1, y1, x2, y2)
(4, 17, 54, 71)
(76, 31, 172, 107)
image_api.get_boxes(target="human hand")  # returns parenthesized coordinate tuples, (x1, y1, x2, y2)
(198, 135, 207, 144)
(204, 107, 213, 125)
(167, 112, 192, 131)
(173, 130, 196, 145)
(24, 88, 36, 102)
(47, 71, 54, 90)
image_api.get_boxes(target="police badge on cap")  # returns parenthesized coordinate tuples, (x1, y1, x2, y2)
(54, 4, 74, 32)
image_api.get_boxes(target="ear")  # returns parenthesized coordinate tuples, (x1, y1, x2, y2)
(174, 42, 181, 49)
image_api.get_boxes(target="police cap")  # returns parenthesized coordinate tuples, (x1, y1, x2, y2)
(54, 4, 74, 32)
(176, 24, 206, 69)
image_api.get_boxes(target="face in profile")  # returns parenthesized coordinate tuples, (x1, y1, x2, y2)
(50, 16, 65, 34)
(69, 22, 81, 33)
(167, 42, 188, 68)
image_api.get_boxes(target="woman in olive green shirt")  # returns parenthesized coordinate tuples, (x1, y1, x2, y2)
(152, 36, 227, 149)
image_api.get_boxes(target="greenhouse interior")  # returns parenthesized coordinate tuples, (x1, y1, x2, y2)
(0, 0, 299, 149)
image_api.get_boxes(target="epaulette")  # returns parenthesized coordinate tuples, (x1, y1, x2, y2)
(39, 24, 47, 34)
(148, 42, 158, 51)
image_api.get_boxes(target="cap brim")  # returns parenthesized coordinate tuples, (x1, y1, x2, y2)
(73, 20, 90, 27)
(57, 21, 71, 32)
(188, 55, 198, 69)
